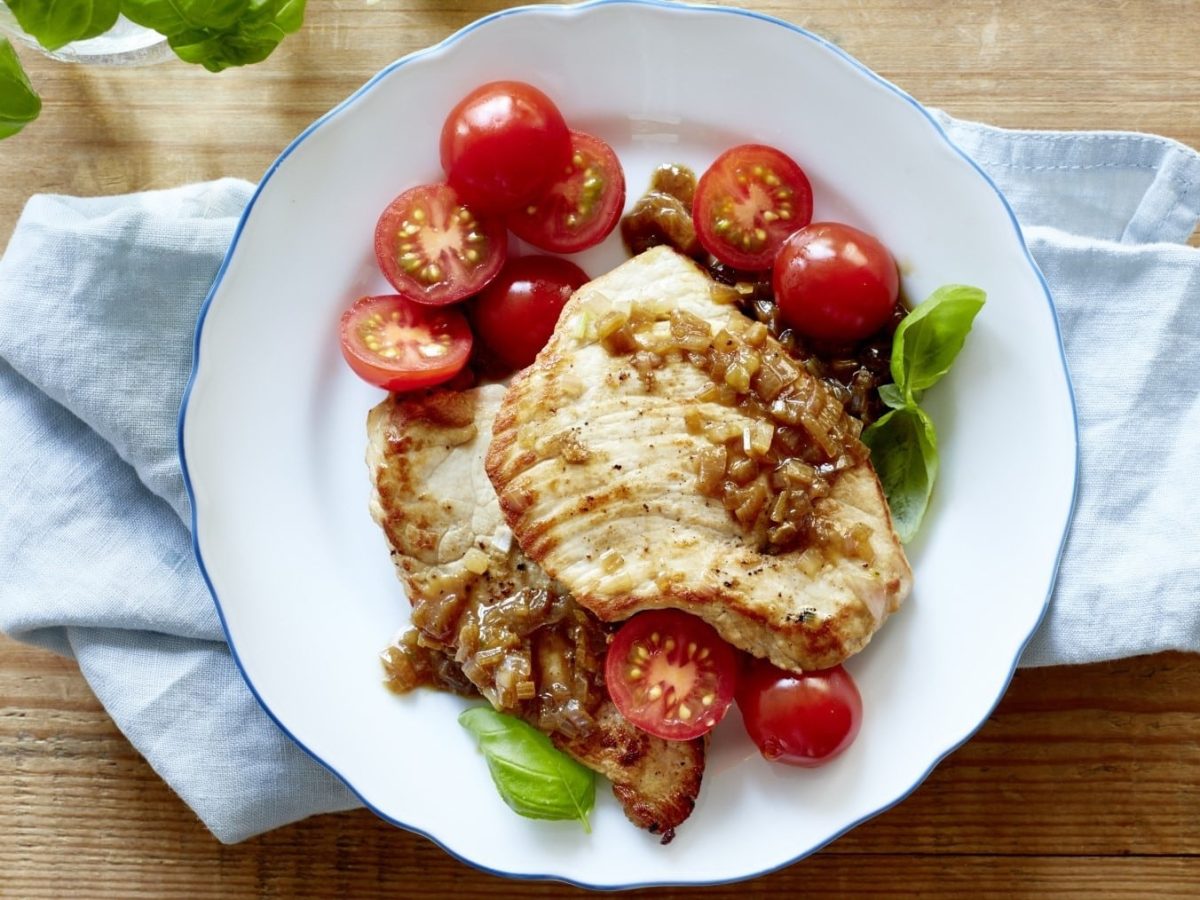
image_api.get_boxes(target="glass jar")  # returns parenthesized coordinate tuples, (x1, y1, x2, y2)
(0, 3, 173, 65)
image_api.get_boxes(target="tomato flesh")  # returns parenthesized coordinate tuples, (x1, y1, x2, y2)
(470, 255, 588, 372)
(440, 80, 572, 214)
(604, 610, 739, 741)
(773, 222, 899, 341)
(508, 131, 626, 254)
(374, 183, 507, 306)
(693, 143, 813, 271)
(339, 294, 472, 392)
(736, 659, 862, 767)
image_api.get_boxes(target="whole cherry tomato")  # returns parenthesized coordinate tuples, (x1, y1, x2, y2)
(737, 658, 863, 767)
(773, 222, 899, 341)
(470, 255, 589, 371)
(440, 81, 572, 214)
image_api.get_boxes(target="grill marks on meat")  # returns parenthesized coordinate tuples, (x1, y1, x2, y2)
(485, 247, 913, 673)
(367, 385, 704, 839)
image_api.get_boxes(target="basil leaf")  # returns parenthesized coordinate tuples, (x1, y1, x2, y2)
(878, 382, 907, 411)
(157, 0, 304, 72)
(120, 0, 302, 72)
(891, 285, 986, 403)
(273, 0, 303, 33)
(168, 25, 282, 72)
(78, 0, 121, 41)
(459, 707, 594, 830)
(7, 0, 95, 50)
(119, 0, 251, 36)
(863, 405, 938, 543)
(0, 38, 40, 139)
(6, 0, 117, 48)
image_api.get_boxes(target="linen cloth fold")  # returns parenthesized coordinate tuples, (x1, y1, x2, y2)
(1, 118, 1198, 843)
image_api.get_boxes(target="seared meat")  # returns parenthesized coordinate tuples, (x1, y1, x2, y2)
(367, 384, 704, 840)
(554, 703, 702, 841)
(486, 247, 912, 673)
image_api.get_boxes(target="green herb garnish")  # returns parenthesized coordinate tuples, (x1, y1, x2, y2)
(863, 284, 986, 542)
(459, 707, 596, 831)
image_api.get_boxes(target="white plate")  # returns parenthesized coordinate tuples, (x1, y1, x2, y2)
(179, 0, 1078, 888)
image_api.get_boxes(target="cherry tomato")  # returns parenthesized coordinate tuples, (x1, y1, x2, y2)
(736, 659, 862, 767)
(440, 81, 572, 214)
(508, 131, 626, 254)
(773, 222, 899, 342)
(692, 143, 813, 270)
(470, 256, 588, 372)
(374, 183, 507, 306)
(339, 294, 472, 392)
(605, 610, 739, 741)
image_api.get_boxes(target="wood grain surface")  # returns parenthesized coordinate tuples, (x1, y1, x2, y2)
(2, 1, 1199, 896)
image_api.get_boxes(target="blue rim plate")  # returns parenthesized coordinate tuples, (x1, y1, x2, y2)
(178, 0, 1079, 888)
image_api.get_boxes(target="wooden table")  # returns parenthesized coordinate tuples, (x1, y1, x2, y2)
(2, 1, 1199, 896)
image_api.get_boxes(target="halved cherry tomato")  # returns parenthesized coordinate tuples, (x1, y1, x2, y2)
(773, 222, 899, 341)
(507, 131, 625, 254)
(374, 183, 507, 306)
(440, 81, 572, 214)
(470, 255, 588, 372)
(692, 143, 813, 270)
(736, 659, 862, 767)
(339, 294, 472, 392)
(604, 610, 739, 741)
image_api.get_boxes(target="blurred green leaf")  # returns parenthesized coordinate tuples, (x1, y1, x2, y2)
(7, 0, 114, 50)
(78, 0, 120, 41)
(122, 0, 304, 71)
(274, 0, 303, 33)
(0, 37, 40, 139)
(119, 0, 250, 35)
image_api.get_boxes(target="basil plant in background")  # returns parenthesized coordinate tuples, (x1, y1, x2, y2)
(0, 35, 38, 137)
(0, 0, 306, 138)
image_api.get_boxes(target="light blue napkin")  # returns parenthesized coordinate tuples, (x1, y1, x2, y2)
(1, 118, 1199, 843)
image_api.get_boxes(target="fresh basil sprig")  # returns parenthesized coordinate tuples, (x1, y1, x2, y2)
(0, 38, 39, 138)
(122, 0, 306, 73)
(0, 0, 306, 140)
(459, 707, 595, 831)
(863, 284, 985, 542)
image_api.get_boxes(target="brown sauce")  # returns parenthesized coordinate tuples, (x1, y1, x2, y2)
(595, 300, 873, 560)
(382, 577, 612, 739)
(711, 268, 906, 426)
(620, 164, 905, 427)
(619, 163, 703, 258)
